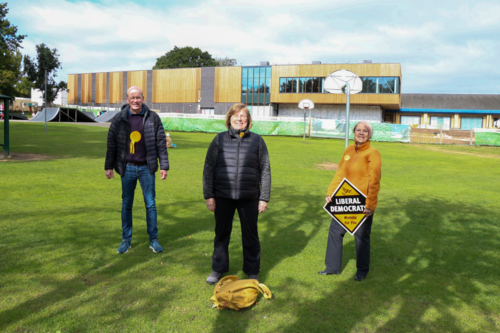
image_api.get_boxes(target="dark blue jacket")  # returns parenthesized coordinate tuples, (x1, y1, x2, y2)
(105, 104, 169, 175)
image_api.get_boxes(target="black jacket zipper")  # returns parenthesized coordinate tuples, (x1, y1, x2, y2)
(235, 134, 242, 197)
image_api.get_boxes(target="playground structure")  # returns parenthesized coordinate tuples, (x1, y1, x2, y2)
(3, 113, 28, 120)
(1, 94, 12, 157)
(94, 111, 120, 122)
(29, 107, 116, 123)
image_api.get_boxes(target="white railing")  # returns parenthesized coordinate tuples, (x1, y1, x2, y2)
(474, 128, 500, 133)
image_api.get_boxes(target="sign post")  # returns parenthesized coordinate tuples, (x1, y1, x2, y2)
(44, 69, 47, 135)
(323, 178, 368, 235)
(345, 82, 350, 149)
(298, 99, 315, 141)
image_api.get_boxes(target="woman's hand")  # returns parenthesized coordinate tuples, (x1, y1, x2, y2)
(206, 198, 216, 212)
(325, 196, 332, 203)
(258, 201, 268, 213)
(363, 207, 374, 216)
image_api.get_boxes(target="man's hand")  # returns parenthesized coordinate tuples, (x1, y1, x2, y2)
(258, 201, 268, 213)
(160, 170, 168, 180)
(106, 169, 114, 179)
(206, 198, 216, 212)
(325, 196, 332, 203)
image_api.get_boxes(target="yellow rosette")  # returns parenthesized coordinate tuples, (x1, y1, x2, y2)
(130, 131, 141, 154)
(344, 155, 350, 161)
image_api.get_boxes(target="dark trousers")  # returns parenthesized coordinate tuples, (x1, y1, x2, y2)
(324, 215, 373, 277)
(212, 198, 260, 275)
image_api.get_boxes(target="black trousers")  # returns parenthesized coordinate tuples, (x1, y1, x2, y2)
(324, 215, 373, 277)
(212, 198, 260, 275)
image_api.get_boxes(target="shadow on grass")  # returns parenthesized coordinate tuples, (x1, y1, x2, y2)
(267, 197, 500, 332)
(5, 156, 498, 331)
(208, 185, 327, 332)
(0, 203, 198, 332)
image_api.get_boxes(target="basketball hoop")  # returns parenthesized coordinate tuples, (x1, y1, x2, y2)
(298, 99, 314, 110)
(298, 99, 315, 141)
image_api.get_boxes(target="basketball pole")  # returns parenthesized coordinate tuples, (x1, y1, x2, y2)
(345, 82, 350, 150)
(303, 106, 309, 141)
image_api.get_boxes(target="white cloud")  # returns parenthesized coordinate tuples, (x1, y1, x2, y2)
(438, 2, 500, 28)
(8, 0, 500, 93)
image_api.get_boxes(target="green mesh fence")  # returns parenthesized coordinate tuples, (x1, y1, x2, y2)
(162, 118, 226, 133)
(161, 117, 306, 136)
(311, 119, 411, 142)
(474, 130, 500, 146)
(161, 116, 497, 145)
(251, 121, 305, 136)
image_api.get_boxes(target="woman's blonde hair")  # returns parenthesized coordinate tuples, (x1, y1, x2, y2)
(225, 103, 252, 129)
(353, 121, 374, 140)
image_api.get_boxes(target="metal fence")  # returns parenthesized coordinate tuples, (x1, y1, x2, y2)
(410, 128, 475, 145)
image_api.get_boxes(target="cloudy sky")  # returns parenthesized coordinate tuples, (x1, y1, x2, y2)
(8, 0, 500, 94)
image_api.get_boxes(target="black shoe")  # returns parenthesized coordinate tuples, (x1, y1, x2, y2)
(206, 271, 223, 285)
(248, 274, 259, 282)
(318, 270, 336, 275)
(354, 275, 366, 281)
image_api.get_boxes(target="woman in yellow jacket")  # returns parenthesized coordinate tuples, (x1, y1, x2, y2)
(319, 121, 381, 281)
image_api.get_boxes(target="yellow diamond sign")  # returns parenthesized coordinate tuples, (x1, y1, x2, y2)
(323, 178, 367, 235)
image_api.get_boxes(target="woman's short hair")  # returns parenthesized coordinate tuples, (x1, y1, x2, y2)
(353, 121, 374, 140)
(225, 103, 252, 129)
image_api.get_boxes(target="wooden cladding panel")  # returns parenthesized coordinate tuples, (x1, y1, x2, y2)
(109, 72, 124, 104)
(95, 73, 107, 104)
(80, 73, 92, 104)
(152, 68, 201, 103)
(127, 70, 148, 100)
(271, 64, 401, 109)
(272, 63, 401, 80)
(67, 74, 78, 103)
(214, 67, 242, 103)
(271, 93, 401, 109)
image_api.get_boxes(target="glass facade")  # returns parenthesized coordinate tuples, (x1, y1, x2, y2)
(461, 117, 482, 130)
(430, 116, 451, 129)
(401, 116, 421, 126)
(242, 66, 271, 106)
(279, 76, 400, 94)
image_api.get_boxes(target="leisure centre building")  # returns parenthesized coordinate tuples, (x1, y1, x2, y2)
(67, 62, 500, 130)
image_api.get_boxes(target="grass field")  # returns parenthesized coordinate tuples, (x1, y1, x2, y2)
(1, 122, 500, 333)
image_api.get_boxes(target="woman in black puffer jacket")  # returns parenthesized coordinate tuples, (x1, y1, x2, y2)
(203, 103, 271, 284)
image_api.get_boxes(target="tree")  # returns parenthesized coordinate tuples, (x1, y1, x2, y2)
(14, 76, 34, 98)
(215, 57, 237, 67)
(24, 43, 67, 106)
(153, 46, 218, 69)
(0, 2, 26, 97)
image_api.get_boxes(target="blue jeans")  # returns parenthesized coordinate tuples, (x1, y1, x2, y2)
(121, 164, 158, 241)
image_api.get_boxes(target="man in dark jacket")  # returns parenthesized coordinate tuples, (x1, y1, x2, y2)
(105, 86, 169, 254)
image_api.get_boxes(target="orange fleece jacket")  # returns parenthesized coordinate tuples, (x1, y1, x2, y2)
(326, 141, 382, 211)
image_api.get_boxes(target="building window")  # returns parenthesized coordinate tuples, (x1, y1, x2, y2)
(279, 76, 400, 94)
(292, 78, 298, 93)
(279, 78, 286, 93)
(242, 66, 271, 106)
(401, 116, 421, 126)
(461, 117, 482, 130)
(430, 116, 451, 130)
(286, 78, 292, 93)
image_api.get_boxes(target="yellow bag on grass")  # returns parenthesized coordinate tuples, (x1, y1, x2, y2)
(211, 275, 272, 311)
